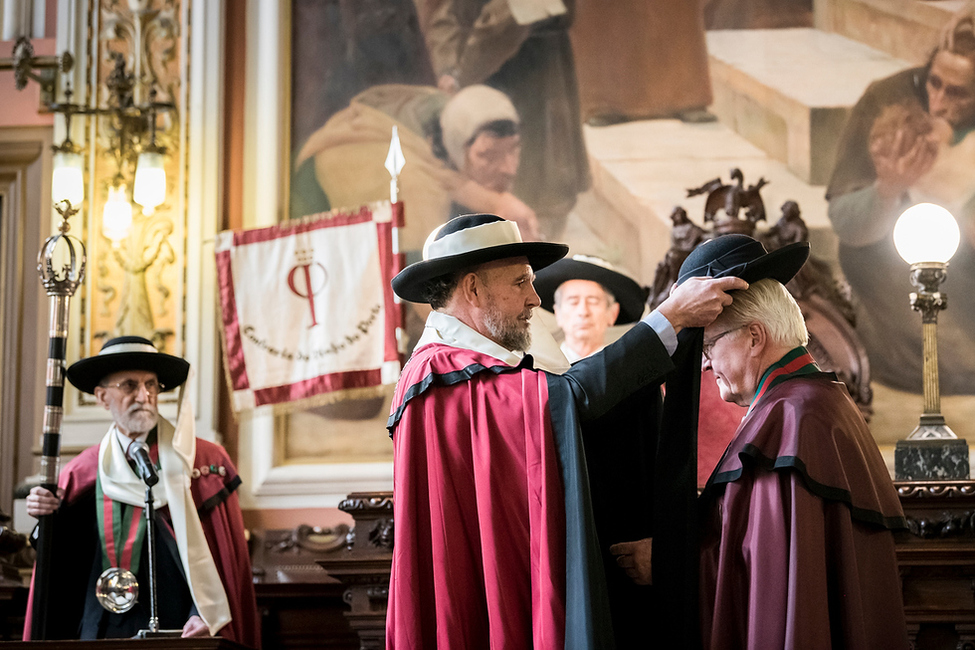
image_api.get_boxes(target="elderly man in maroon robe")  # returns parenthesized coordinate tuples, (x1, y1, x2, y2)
(670, 235, 909, 649)
(23, 336, 259, 646)
(386, 213, 745, 648)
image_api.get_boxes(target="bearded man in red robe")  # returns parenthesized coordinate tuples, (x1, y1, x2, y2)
(385, 213, 745, 649)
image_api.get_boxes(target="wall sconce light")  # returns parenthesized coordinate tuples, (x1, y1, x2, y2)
(892, 202, 970, 480)
(3, 33, 173, 235)
(102, 180, 133, 246)
(4, 8, 179, 345)
(0, 34, 73, 106)
(49, 96, 84, 217)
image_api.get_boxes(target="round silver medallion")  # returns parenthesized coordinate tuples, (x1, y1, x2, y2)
(95, 567, 139, 613)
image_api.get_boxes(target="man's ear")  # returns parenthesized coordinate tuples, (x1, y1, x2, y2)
(458, 272, 480, 305)
(746, 322, 767, 356)
(608, 302, 621, 325)
(93, 386, 110, 410)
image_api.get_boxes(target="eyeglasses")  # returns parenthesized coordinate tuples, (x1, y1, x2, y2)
(702, 325, 746, 361)
(101, 379, 164, 396)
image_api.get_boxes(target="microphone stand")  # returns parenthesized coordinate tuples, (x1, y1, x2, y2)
(136, 478, 181, 639)
(143, 483, 159, 634)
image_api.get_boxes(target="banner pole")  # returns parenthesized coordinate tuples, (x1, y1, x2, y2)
(385, 126, 407, 358)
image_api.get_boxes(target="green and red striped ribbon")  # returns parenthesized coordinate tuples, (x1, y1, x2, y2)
(95, 472, 147, 575)
(748, 346, 821, 414)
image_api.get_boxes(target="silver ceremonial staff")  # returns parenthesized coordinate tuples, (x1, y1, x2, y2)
(31, 199, 86, 639)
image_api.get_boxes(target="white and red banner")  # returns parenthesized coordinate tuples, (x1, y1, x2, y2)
(215, 202, 403, 412)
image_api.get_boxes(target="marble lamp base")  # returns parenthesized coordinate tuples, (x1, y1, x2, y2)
(895, 438, 970, 480)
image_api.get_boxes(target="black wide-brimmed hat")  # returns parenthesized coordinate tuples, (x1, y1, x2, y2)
(533, 255, 648, 325)
(66, 336, 190, 394)
(392, 214, 568, 303)
(676, 234, 809, 286)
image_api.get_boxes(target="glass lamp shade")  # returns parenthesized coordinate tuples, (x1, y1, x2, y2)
(133, 151, 166, 215)
(52, 151, 85, 207)
(893, 203, 961, 264)
(102, 184, 133, 244)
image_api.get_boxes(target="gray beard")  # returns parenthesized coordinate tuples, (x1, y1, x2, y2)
(118, 408, 158, 435)
(483, 305, 532, 352)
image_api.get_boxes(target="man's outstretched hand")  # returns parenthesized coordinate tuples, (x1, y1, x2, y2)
(658, 276, 748, 333)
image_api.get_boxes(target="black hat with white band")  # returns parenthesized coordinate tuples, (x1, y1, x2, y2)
(391, 214, 568, 304)
(66, 336, 190, 394)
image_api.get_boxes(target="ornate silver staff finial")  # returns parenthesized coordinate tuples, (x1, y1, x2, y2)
(385, 125, 406, 204)
(37, 207, 87, 299)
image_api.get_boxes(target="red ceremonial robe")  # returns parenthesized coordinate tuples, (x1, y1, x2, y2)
(386, 320, 676, 649)
(699, 351, 908, 650)
(24, 437, 260, 648)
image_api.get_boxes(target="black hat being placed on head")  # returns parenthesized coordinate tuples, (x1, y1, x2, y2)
(676, 234, 809, 287)
(66, 336, 190, 395)
(391, 213, 568, 304)
(533, 255, 647, 325)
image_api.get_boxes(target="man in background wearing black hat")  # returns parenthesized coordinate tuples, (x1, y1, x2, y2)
(385, 214, 745, 649)
(23, 337, 259, 647)
(650, 235, 908, 649)
(533, 255, 661, 647)
(534, 255, 648, 364)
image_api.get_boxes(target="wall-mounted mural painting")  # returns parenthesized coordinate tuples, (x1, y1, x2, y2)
(279, 0, 975, 464)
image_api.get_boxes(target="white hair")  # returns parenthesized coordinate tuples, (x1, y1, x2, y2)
(718, 278, 808, 347)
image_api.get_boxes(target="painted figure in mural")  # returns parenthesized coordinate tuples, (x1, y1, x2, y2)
(826, 22, 975, 394)
(386, 214, 745, 648)
(23, 337, 259, 646)
(670, 236, 909, 650)
(570, 0, 715, 125)
(532, 255, 665, 647)
(294, 83, 540, 260)
(414, 0, 590, 239)
(288, 0, 435, 219)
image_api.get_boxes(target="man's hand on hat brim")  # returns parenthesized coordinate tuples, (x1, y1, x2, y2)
(658, 276, 748, 334)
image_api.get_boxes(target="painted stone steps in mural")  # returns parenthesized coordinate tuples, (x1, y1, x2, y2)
(706, 28, 909, 186)
(578, 118, 836, 284)
(816, 0, 964, 64)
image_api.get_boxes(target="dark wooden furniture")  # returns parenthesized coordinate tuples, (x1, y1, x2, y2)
(250, 525, 358, 650)
(0, 639, 249, 648)
(317, 492, 393, 650)
(0, 574, 27, 641)
(895, 480, 975, 650)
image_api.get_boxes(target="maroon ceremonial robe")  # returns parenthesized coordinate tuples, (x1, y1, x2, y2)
(387, 342, 568, 649)
(699, 351, 908, 650)
(24, 437, 260, 648)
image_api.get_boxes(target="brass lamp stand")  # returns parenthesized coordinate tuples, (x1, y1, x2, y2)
(892, 204, 969, 480)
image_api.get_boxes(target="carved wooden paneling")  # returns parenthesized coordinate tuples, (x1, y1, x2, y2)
(895, 480, 975, 650)
(251, 525, 358, 650)
(317, 492, 393, 650)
